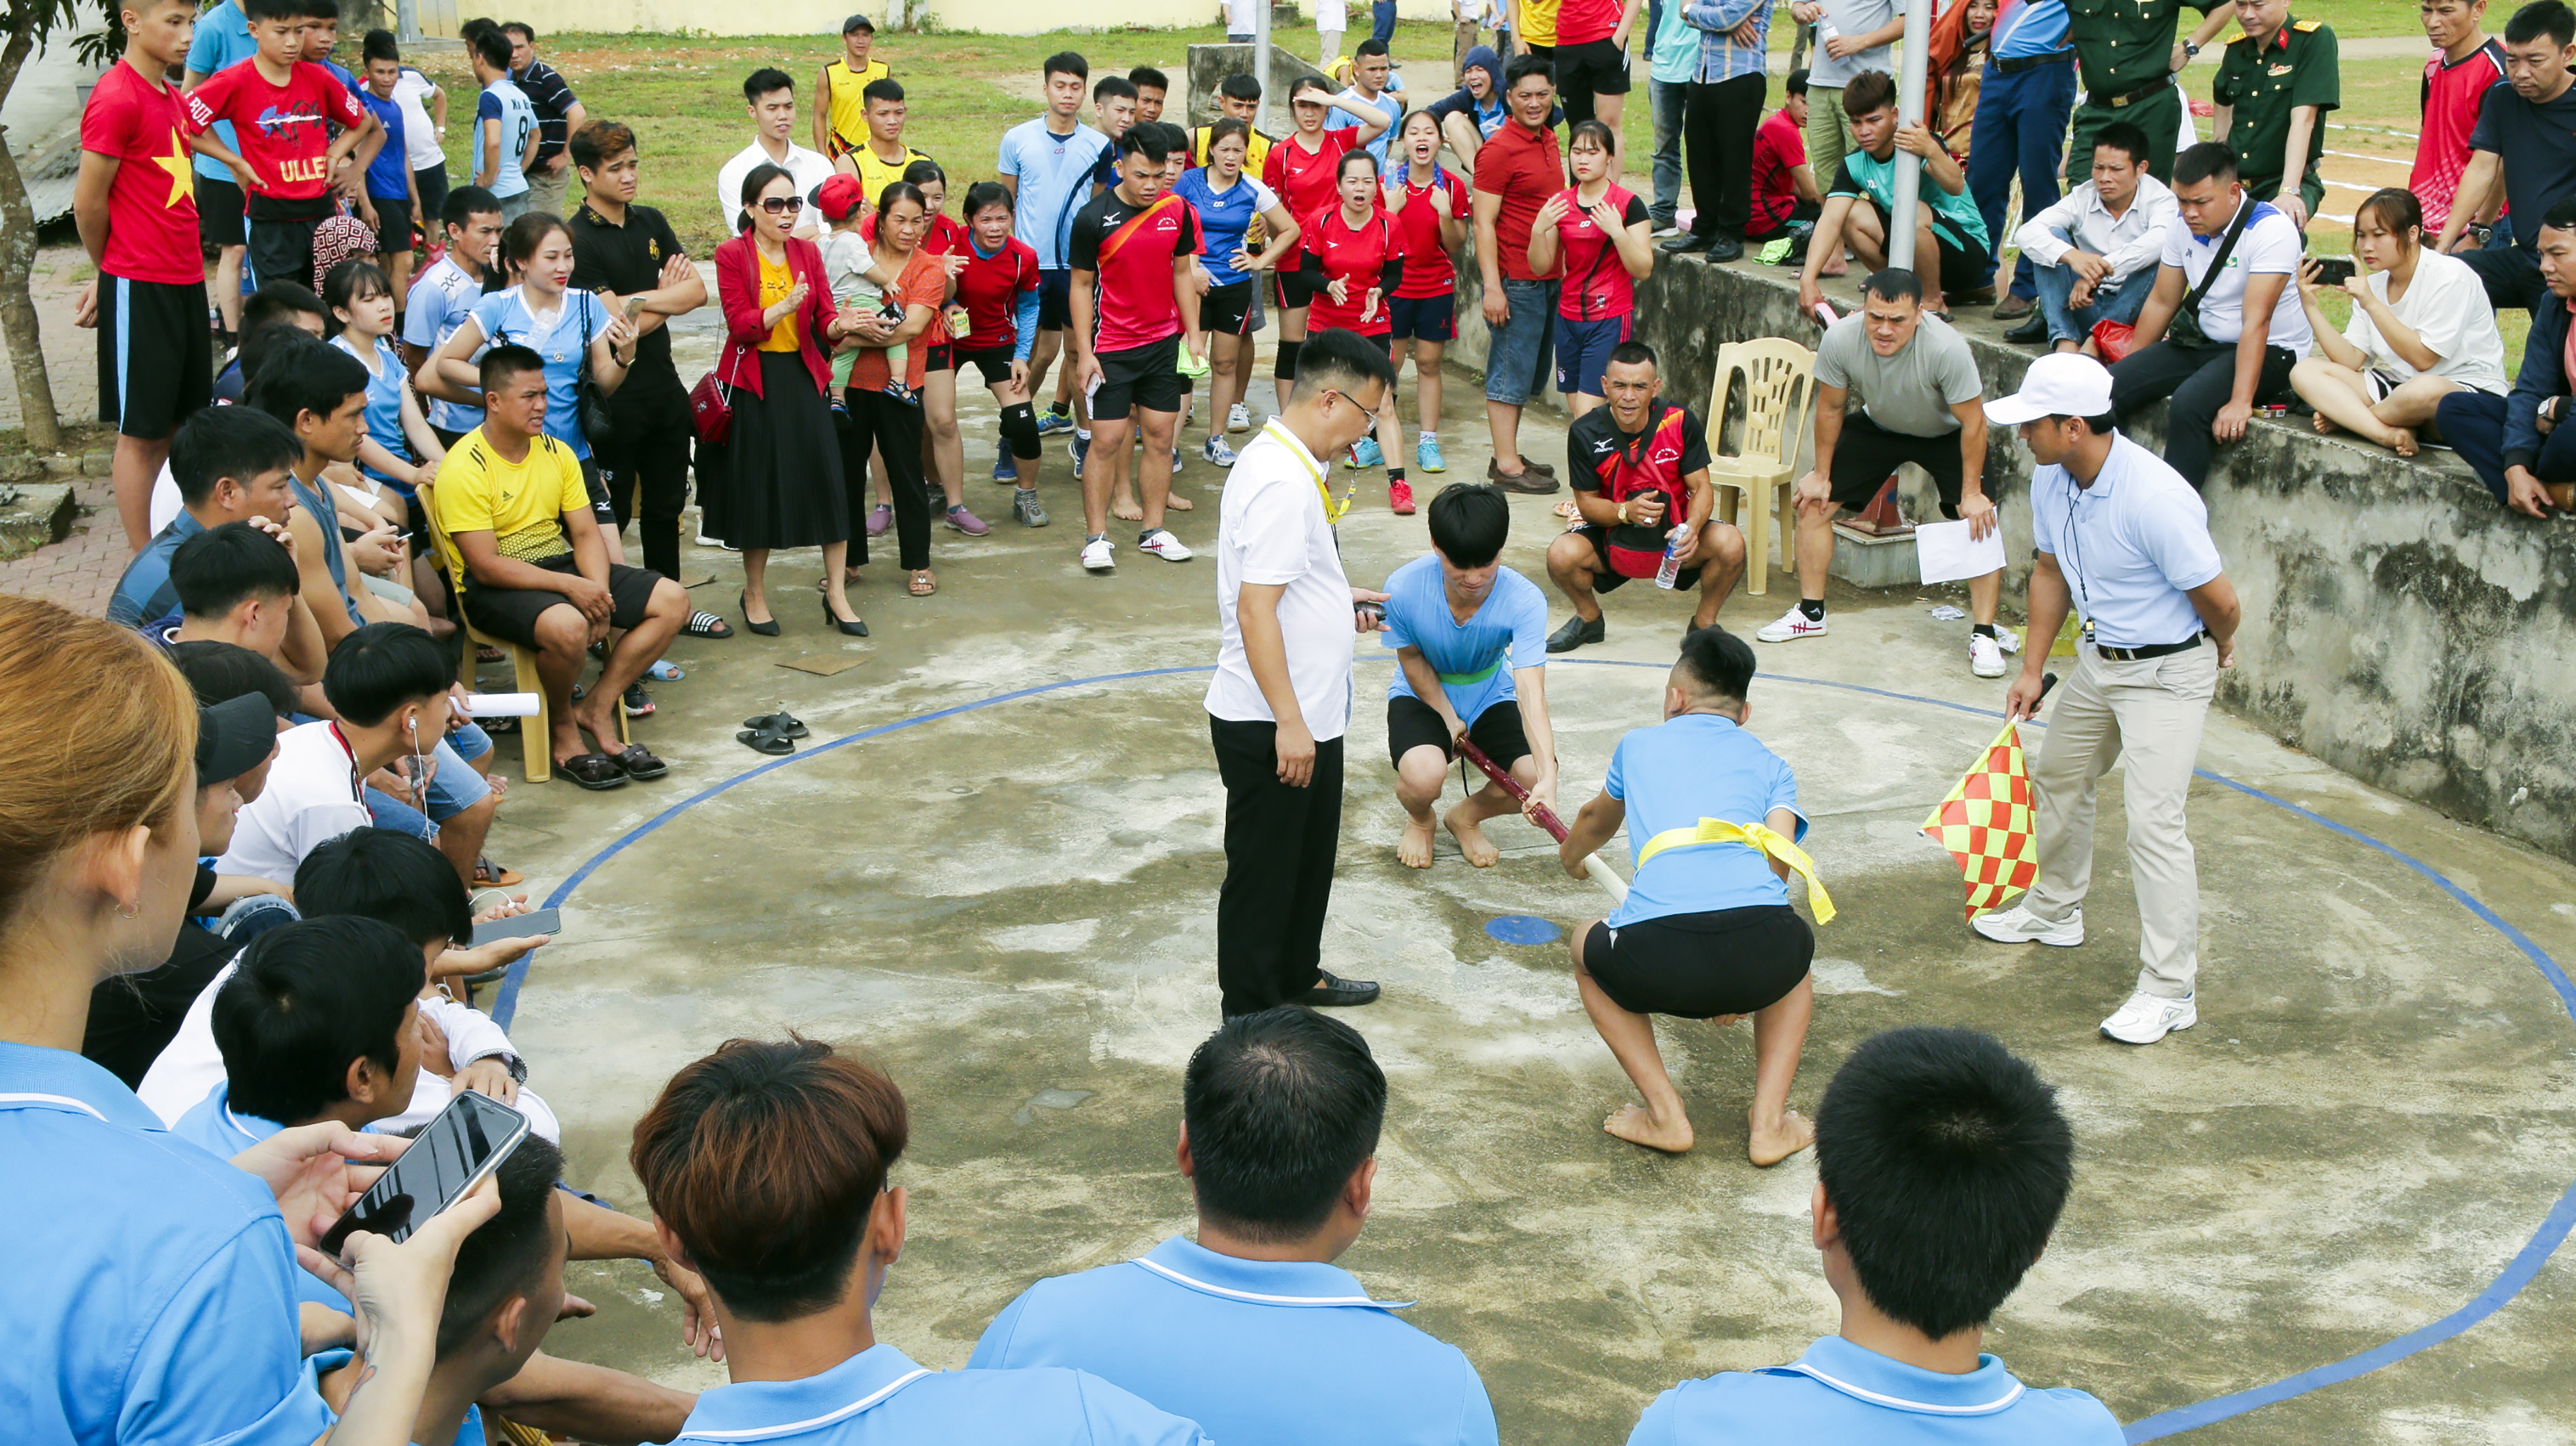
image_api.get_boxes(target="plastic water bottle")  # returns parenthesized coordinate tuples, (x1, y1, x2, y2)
(1654, 523, 1692, 590)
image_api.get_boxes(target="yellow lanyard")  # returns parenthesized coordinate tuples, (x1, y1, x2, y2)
(1265, 419, 1354, 523)
(1633, 818, 1837, 925)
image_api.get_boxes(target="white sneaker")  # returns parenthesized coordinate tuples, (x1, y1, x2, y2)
(1080, 535, 1115, 571)
(1138, 528, 1193, 562)
(2099, 989, 2198, 1044)
(1969, 632, 2006, 678)
(1755, 605, 1828, 643)
(1227, 402, 1253, 433)
(1994, 624, 2022, 655)
(1970, 902, 2085, 947)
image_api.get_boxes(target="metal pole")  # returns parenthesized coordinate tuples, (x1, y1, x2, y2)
(1254, 1, 1273, 136)
(395, 0, 417, 43)
(1887, 0, 1934, 273)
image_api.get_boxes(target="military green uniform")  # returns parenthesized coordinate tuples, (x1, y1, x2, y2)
(2212, 18, 2339, 217)
(2063, 0, 2224, 188)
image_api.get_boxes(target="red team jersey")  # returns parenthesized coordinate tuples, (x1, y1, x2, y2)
(1261, 128, 1359, 268)
(2414, 39, 2509, 234)
(958, 236, 1042, 350)
(1552, 183, 1650, 321)
(181, 60, 369, 203)
(1389, 167, 1469, 299)
(83, 61, 201, 285)
(1555, 0, 1623, 46)
(1301, 206, 1403, 335)
(1068, 189, 1202, 353)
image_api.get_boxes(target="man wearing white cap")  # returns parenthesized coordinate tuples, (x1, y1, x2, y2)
(1974, 353, 2241, 1046)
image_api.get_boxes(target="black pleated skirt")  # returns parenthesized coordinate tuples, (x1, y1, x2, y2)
(704, 350, 848, 551)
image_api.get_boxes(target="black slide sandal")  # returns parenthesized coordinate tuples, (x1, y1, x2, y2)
(736, 727, 794, 756)
(556, 753, 628, 789)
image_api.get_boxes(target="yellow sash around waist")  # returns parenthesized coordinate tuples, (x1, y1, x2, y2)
(1633, 818, 1837, 925)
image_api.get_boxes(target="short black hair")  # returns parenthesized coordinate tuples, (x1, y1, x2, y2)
(244, 335, 369, 438)
(1289, 73, 1336, 103)
(321, 622, 450, 728)
(213, 916, 425, 1124)
(242, 0, 299, 20)
(295, 826, 475, 950)
(170, 404, 302, 508)
(442, 184, 503, 229)
(1220, 73, 1261, 101)
(1094, 75, 1138, 103)
(1044, 50, 1089, 83)
(171, 522, 302, 619)
(1290, 326, 1400, 398)
(1676, 625, 1755, 703)
(1354, 38, 1388, 59)
(2542, 195, 2576, 234)
(1815, 1026, 2075, 1340)
(742, 66, 794, 104)
(165, 638, 299, 717)
(1606, 338, 1657, 372)
(569, 119, 636, 173)
(1123, 121, 1175, 167)
(458, 16, 496, 43)
(2171, 141, 2238, 188)
(436, 1130, 565, 1357)
(901, 157, 945, 189)
(361, 28, 398, 63)
(1128, 65, 1169, 92)
(1842, 68, 1897, 117)
(1426, 483, 1510, 568)
(500, 18, 532, 41)
(1785, 67, 1810, 95)
(479, 342, 546, 398)
(861, 76, 902, 105)
(297, 0, 338, 22)
(470, 27, 511, 71)
(2506, 0, 2576, 48)
(1504, 53, 1554, 90)
(1864, 267, 1923, 306)
(2092, 121, 2151, 169)
(962, 180, 1013, 219)
(241, 280, 328, 340)
(1183, 1008, 1385, 1241)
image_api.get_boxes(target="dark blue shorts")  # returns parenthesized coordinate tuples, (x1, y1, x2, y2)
(1037, 268, 1073, 330)
(1388, 293, 1455, 342)
(1556, 313, 1634, 398)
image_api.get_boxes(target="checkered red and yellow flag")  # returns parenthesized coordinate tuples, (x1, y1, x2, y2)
(1921, 720, 2039, 919)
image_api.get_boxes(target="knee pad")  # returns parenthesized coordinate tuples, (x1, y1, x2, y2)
(1273, 338, 1304, 383)
(1001, 402, 1039, 458)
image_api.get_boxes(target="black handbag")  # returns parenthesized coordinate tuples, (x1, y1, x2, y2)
(575, 293, 618, 450)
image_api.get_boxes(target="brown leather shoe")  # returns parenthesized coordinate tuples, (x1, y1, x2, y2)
(1993, 293, 2034, 320)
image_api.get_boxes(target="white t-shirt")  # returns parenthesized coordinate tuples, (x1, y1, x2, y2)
(1316, 0, 1349, 32)
(1227, 0, 1261, 30)
(717, 138, 835, 239)
(393, 67, 444, 172)
(2161, 198, 2312, 354)
(1208, 422, 1355, 740)
(149, 460, 182, 535)
(2339, 249, 2508, 394)
(214, 721, 371, 884)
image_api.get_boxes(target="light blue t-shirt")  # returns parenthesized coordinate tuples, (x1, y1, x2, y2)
(1629, 1334, 2123, 1445)
(475, 77, 538, 199)
(0, 1043, 339, 1446)
(469, 286, 608, 460)
(301, 1350, 487, 1446)
(185, 0, 258, 182)
(1603, 712, 1805, 927)
(1173, 167, 1281, 289)
(998, 116, 1114, 270)
(1991, 0, 2071, 61)
(2028, 432, 2224, 649)
(1379, 554, 1549, 724)
(173, 1082, 357, 1313)
(403, 253, 490, 434)
(333, 333, 412, 489)
(1650, 0, 1700, 84)
(970, 1234, 1498, 1446)
(670, 1342, 1209, 1446)
(1324, 87, 1402, 163)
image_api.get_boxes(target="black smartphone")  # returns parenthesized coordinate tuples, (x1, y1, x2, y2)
(2310, 256, 2356, 287)
(318, 1092, 530, 1253)
(1354, 600, 1387, 625)
(469, 907, 561, 948)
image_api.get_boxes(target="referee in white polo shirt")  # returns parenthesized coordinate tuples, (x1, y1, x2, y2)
(1975, 353, 2242, 1046)
(1207, 329, 1400, 1018)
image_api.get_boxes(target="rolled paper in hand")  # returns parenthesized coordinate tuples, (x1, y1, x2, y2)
(460, 693, 541, 718)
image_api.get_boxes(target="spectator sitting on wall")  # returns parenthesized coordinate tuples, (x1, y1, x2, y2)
(2006, 123, 2176, 352)
(2432, 0, 2576, 311)
(1796, 69, 1993, 317)
(2289, 186, 2508, 458)
(2435, 196, 2576, 516)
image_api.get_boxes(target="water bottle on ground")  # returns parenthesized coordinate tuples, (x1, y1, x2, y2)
(1654, 523, 1692, 590)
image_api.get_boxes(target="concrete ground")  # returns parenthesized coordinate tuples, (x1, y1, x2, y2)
(455, 312, 2576, 1445)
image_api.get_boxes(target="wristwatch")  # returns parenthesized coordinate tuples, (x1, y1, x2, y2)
(470, 1051, 529, 1084)
(2182, 39, 2200, 58)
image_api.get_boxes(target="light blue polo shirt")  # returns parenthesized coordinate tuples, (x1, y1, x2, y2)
(1380, 554, 1549, 725)
(2028, 433, 2224, 649)
(998, 116, 1114, 270)
(970, 1233, 1499, 1446)
(299, 1349, 487, 1446)
(1325, 87, 1402, 163)
(172, 1081, 363, 1313)
(0, 1042, 337, 1446)
(1603, 713, 1804, 928)
(1990, 0, 2070, 61)
(1629, 1334, 2123, 1444)
(672, 1342, 1208, 1446)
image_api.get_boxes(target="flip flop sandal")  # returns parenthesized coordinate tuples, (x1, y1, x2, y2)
(475, 644, 505, 662)
(681, 611, 734, 639)
(604, 744, 669, 780)
(646, 659, 686, 681)
(556, 753, 628, 789)
(473, 857, 525, 888)
(741, 711, 810, 739)
(736, 727, 795, 756)
(480, 715, 520, 736)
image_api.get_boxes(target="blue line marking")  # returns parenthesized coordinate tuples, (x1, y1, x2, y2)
(494, 659, 2575, 1437)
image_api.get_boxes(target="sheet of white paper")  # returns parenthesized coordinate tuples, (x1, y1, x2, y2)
(1914, 519, 2006, 586)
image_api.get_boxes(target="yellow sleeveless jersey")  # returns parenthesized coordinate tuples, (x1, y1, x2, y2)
(823, 56, 892, 157)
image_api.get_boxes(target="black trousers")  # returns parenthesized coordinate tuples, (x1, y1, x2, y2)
(2106, 337, 2297, 489)
(1683, 71, 1766, 241)
(598, 389, 693, 579)
(1210, 715, 1344, 1018)
(840, 388, 931, 570)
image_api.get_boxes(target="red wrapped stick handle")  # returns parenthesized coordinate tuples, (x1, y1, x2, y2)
(1455, 735, 1629, 904)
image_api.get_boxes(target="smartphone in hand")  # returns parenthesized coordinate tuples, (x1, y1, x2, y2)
(317, 1091, 530, 1253)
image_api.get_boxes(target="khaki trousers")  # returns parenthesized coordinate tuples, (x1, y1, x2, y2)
(2023, 638, 2217, 1000)
(525, 162, 569, 219)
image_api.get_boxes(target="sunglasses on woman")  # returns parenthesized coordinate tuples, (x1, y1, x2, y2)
(759, 196, 806, 215)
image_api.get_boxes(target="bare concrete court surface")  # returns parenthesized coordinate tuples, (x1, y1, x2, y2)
(455, 313, 2576, 1442)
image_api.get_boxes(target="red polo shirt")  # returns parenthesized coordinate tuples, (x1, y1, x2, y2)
(1474, 119, 1562, 283)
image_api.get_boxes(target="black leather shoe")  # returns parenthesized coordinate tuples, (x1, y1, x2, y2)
(2003, 314, 2051, 345)
(1661, 232, 1715, 254)
(822, 600, 869, 637)
(1703, 234, 1744, 262)
(1547, 614, 1605, 653)
(1303, 971, 1381, 1008)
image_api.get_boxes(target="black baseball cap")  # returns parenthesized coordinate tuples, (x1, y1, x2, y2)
(842, 13, 875, 32)
(196, 693, 280, 786)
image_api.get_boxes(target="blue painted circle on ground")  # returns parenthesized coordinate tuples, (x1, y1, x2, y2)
(1485, 914, 1561, 946)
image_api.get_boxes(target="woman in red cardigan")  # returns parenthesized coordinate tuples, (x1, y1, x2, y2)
(706, 162, 869, 637)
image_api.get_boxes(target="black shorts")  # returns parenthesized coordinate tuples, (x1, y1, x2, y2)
(1864, 201, 1986, 298)
(1038, 268, 1073, 330)
(1389, 293, 1455, 342)
(431, 425, 471, 452)
(1095, 335, 1186, 417)
(1386, 695, 1530, 771)
(1582, 904, 1814, 1018)
(96, 277, 213, 440)
(369, 196, 414, 256)
(196, 172, 246, 250)
(1553, 37, 1633, 98)
(459, 552, 662, 648)
(1203, 279, 1258, 336)
(1272, 267, 1318, 311)
(1570, 520, 1703, 592)
(415, 162, 451, 231)
(957, 345, 1018, 388)
(1827, 412, 1970, 515)
(924, 340, 954, 373)
(246, 214, 319, 294)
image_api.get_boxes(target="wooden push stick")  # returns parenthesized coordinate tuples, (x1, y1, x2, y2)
(1453, 735, 1631, 907)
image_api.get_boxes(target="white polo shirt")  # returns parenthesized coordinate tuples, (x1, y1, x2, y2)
(215, 721, 371, 885)
(2161, 198, 2312, 354)
(1208, 420, 1356, 740)
(2029, 434, 2224, 649)
(716, 138, 835, 239)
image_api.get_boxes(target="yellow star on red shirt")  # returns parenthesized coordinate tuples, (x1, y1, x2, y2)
(151, 126, 192, 208)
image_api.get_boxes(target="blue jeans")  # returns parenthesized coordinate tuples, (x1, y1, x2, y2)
(1647, 78, 1688, 225)
(1484, 280, 1560, 405)
(2438, 388, 2576, 507)
(1966, 56, 2075, 299)
(2032, 248, 2156, 345)
(1371, 0, 1397, 47)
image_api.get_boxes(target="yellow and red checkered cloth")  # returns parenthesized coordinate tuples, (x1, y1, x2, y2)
(1921, 719, 2039, 919)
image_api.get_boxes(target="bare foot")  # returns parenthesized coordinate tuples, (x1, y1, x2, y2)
(1818, 257, 1849, 278)
(1397, 814, 1436, 868)
(1748, 1108, 1816, 1167)
(1111, 493, 1144, 522)
(1445, 803, 1500, 866)
(1604, 1104, 1695, 1153)
(2312, 410, 2339, 436)
(2384, 425, 2419, 458)
(1164, 491, 1194, 510)
(1706, 1013, 1746, 1029)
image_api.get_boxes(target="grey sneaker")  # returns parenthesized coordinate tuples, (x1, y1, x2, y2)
(1013, 488, 1050, 527)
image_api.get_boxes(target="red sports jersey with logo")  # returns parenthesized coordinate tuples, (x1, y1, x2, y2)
(1068, 189, 1201, 353)
(1301, 205, 1404, 334)
(1555, 0, 1623, 46)
(2414, 39, 2509, 234)
(1261, 128, 1358, 269)
(1389, 165, 1469, 299)
(82, 61, 201, 285)
(958, 237, 1042, 350)
(181, 59, 369, 203)
(1552, 183, 1650, 321)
